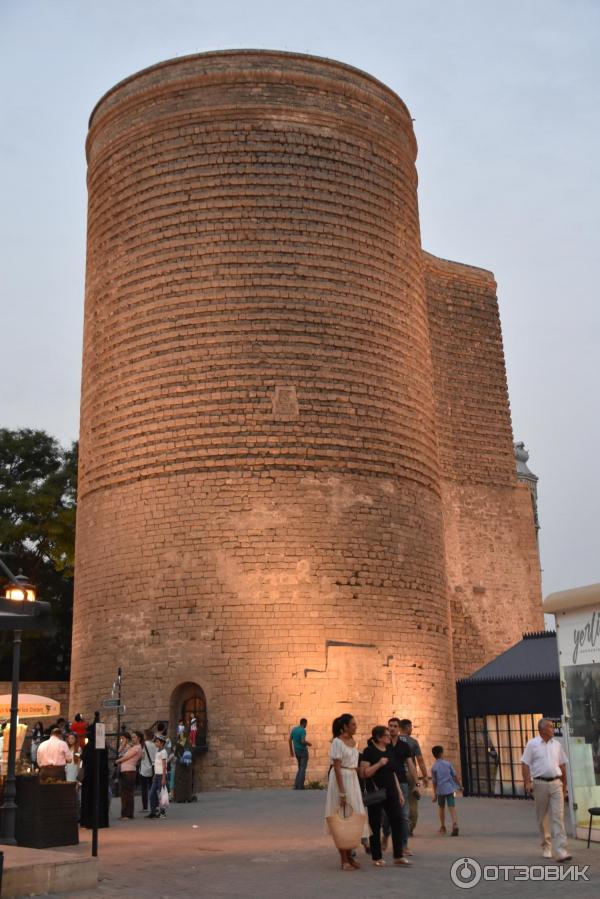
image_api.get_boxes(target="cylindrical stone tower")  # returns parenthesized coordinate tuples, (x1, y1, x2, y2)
(72, 50, 455, 786)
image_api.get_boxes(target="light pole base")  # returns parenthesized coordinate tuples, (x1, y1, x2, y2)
(0, 798, 18, 845)
(0, 804, 17, 845)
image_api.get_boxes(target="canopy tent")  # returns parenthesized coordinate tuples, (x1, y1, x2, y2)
(0, 694, 60, 718)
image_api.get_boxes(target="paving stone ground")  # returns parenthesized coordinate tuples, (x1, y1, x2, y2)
(49, 789, 600, 899)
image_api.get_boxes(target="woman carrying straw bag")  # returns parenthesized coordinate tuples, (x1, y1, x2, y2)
(325, 714, 369, 870)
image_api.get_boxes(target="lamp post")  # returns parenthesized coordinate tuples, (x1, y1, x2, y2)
(0, 560, 38, 845)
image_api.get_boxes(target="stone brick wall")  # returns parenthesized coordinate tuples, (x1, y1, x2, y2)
(71, 51, 543, 787)
(424, 253, 544, 678)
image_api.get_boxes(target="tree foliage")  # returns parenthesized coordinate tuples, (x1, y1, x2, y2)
(0, 428, 77, 680)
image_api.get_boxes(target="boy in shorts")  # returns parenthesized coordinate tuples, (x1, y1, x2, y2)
(431, 745, 462, 835)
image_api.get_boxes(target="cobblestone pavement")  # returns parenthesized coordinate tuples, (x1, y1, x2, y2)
(50, 789, 600, 899)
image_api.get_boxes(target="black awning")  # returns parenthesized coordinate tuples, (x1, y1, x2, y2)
(456, 632, 562, 718)
(460, 631, 559, 682)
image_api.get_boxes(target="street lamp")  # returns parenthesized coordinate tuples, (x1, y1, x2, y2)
(0, 559, 50, 845)
(4, 579, 36, 603)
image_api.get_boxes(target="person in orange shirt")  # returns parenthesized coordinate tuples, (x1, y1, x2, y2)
(70, 713, 88, 744)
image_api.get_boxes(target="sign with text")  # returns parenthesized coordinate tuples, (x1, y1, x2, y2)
(556, 606, 600, 666)
(95, 723, 106, 749)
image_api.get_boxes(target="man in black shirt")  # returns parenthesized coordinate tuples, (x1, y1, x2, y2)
(384, 717, 419, 854)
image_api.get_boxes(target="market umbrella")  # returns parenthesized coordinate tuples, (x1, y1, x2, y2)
(0, 694, 60, 718)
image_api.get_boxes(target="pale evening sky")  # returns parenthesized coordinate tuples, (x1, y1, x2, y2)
(1, 0, 598, 599)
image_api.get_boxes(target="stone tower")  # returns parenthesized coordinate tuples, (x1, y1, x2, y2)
(71, 51, 543, 786)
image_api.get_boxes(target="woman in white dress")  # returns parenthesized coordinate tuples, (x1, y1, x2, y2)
(325, 714, 369, 870)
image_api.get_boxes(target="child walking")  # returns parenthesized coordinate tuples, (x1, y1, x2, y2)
(431, 745, 462, 835)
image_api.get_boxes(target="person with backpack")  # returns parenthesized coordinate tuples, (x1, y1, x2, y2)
(140, 729, 157, 812)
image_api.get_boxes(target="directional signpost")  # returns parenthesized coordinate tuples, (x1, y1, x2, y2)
(92, 722, 105, 858)
(101, 669, 125, 769)
(114, 668, 123, 757)
(102, 700, 125, 713)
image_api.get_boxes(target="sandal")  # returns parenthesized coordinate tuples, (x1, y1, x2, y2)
(348, 858, 361, 869)
(341, 863, 355, 871)
(373, 859, 386, 867)
(394, 857, 412, 866)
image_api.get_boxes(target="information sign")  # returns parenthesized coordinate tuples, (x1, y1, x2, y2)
(95, 722, 106, 749)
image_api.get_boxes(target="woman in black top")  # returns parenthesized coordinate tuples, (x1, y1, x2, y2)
(360, 726, 409, 866)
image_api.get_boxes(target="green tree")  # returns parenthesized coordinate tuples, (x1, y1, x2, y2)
(0, 428, 77, 679)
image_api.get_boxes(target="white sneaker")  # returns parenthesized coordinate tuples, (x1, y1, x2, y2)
(556, 852, 572, 862)
(542, 849, 552, 859)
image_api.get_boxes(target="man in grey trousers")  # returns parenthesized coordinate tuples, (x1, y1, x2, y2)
(521, 718, 571, 861)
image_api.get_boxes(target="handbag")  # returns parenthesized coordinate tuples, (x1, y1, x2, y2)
(362, 780, 387, 807)
(326, 803, 367, 850)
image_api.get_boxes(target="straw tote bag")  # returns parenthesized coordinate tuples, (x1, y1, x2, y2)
(326, 803, 367, 850)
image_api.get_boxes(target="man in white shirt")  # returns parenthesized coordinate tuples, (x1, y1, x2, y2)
(521, 718, 571, 861)
(36, 727, 73, 783)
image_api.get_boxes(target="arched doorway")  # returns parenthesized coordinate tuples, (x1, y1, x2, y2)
(170, 682, 208, 749)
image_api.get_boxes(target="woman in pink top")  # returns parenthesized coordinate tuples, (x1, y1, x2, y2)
(115, 731, 143, 819)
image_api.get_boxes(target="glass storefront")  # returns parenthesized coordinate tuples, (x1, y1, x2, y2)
(562, 662, 600, 838)
(546, 586, 600, 842)
(464, 713, 557, 797)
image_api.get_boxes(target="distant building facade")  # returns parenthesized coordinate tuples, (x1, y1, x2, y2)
(71, 51, 543, 787)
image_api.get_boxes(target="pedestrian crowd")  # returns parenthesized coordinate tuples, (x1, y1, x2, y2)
(328, 713, 460, 870)
(7, 708, 573, 864)
(23, 713, 196, 825)
(290, 713, 573, 871)
(290, 713, 460, 870)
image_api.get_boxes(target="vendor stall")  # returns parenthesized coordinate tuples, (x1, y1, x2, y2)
(545, 583, 600, 843)
(0, 693, 60, 775)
